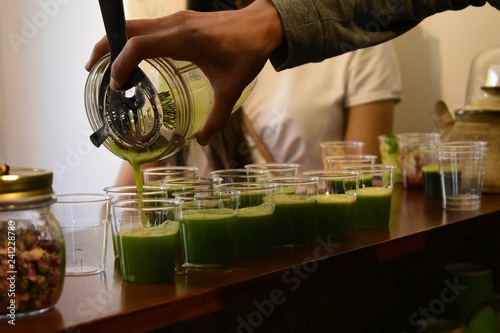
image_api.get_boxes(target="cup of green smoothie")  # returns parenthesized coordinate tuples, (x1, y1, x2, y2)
(174, 189, 239, 268)
(420, 146, 442, 200)
(302, 170, 359, 238)
(162, 176, 223, 198)
(216, 182, 276, 257)
(262, 176, 318, 247)
(341, 164, 396, 229)
(142, 166, 198, 185)
(245, 163, 301, 177)
(110, 198, 181, 283)
(211, 169, 269, 183)
(103, 185, 169, 258)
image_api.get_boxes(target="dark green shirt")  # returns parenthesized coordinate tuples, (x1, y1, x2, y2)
(270, 0, 500, 70)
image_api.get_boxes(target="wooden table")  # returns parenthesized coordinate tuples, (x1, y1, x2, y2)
(3, 185, 500, 333)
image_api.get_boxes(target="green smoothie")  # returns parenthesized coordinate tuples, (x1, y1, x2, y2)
(238, 192, 266, 208)
(316, 194, 356, 238)
(328, 179, 358, 194)
(272, 194, 317, 247)
(234, 202, 274, 257)
(354, 187, 392, 229)
(117, 221, 179, 283)
(422, 164, 442, 200)
(180, 208, 236, 267)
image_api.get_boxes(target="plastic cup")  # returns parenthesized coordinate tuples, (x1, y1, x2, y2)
(438, 141, 487, 211)
(341, 164, 396, 229)
(244, 163, 300, 177)
(326, 154, 377, 171)
(397, 132, 441, 190)
(378, 134, 402, 183)
(52, 194, 110, 275)
(262, 176, 318, 247)
(302, 170, 359, 239)
(103, 185, 169, 258)
(320, 141, 365, 170)
(211, 169, 269, 183)
(142, 166, 198, 185)
(421, 146, 442, 200)
(161, 176, 223, 198)
(110, 198, 180, 283)
(174, 189, 239, 268)
(103, 185, 169, 202)
(216, 182, 276, 257)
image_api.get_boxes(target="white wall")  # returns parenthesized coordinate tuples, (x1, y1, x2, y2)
(0, 0, 184, 194)
(0, 1, 499, 194)
(391, 4, 500, 134)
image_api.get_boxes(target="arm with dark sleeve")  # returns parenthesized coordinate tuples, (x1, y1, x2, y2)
(269, 0, 500, 70)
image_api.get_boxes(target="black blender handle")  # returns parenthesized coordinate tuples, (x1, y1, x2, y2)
(98, 0, 128, 65)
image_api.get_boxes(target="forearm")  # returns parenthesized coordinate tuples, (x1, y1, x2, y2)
(344, 100, 396, 161)
(270, 0, 499, 70)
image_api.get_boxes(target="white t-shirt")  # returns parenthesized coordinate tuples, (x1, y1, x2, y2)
(180, 42, 401, 175)
(242, 42, 402, 172)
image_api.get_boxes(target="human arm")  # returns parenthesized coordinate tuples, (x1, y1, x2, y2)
(270, 0, 500, 70)
(344, 100, 396, 162)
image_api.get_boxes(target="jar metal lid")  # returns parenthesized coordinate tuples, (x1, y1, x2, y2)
(0, 167, 54, 201)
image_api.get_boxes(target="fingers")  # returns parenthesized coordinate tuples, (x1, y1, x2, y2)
(196, 82, 244, 146)
(85, 35, 110, 71)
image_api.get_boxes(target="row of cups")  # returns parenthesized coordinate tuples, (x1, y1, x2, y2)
(51, 162, 397, 284)
(323, 138, 488, 211)
(51, 138, 487, 284)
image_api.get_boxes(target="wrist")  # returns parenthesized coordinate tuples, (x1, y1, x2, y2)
(242, 0, 285, 57)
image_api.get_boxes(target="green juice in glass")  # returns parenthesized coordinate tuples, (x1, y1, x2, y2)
(234, 202, 274, 257)
(328, 180, 357, 194)
(166, 185, 196, 198)
(354, 187, 392, 229)
(422, 164, 442, 200)
(272, 194, 317, 247)
(180, 208, 236, 267)
(316, 194, 356, 238)
(238, 192, 265, 208)
(117, 221, 179, 283)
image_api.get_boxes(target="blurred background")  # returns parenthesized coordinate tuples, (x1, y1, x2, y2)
(0, 0, 499, 194)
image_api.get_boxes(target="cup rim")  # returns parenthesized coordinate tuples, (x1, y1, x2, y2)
(111, 198, 181, 210)
(319, 141, 365, 148)
(54, 193, 109, 203)
(340, 164, 397, 172)
(211, 169, 269, 175)
(141, 166, 199, 174)
(325, 154, 377, 161)
(103, 185, 168, 193)
(215, 182, 277, 190)
(261, 175, 320, 185)
(244, 163, 301, 171)
(172, 188, 240, 200)
(302, 170, 361, 178)
(161, 176, 223, 185)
